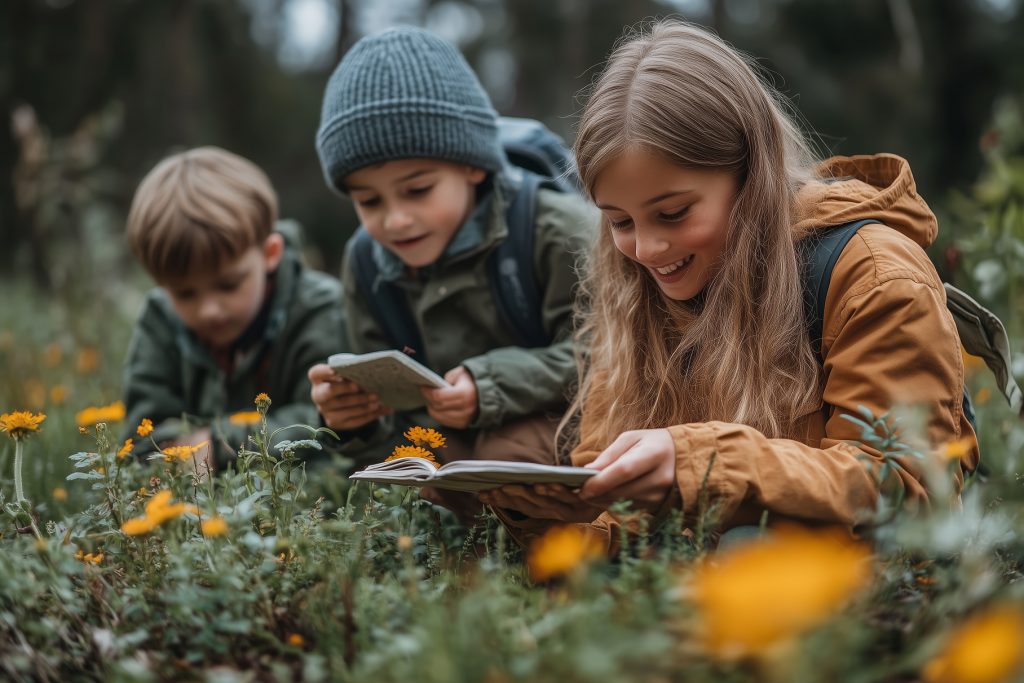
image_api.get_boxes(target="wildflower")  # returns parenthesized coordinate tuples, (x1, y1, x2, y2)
(228, 410, 262, 426)
(689, 526, 871, 658)
(49, 384, 68, 406)
(397, 535, 413, 551)
(287, 633, 305, 647)
(52, 487, 67, 501)
(255, 392, 271, 413)
(75, 401, 126, 428)
(121, 490, 199, 536)
(975, 387, 992, 405)
(940, 437, 975, 462)
(386, 445, 440, 465)
(44, 342, 62, 367)
(95, 467, 106, 475)
(78, 426, 88, 435)
(527, 524, 605, 582)
(1, 411, 47, 439)
(117, 438, 134, 460)
(923, 606, 1024, 683)
(137, 418, 154, 437)
(25, 379, 45, 410)
(404, 426, 446, 449)
(76, 347, 99, 374)
(201, 517, 228, 537)
(962, 348, 986, 376)
(161, 441, 209, 463)
(74, 550, 104, 565)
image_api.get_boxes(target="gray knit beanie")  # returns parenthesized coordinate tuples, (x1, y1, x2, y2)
(316, 27, 505, 192)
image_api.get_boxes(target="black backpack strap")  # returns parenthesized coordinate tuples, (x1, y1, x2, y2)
(487, 171, 551, 348)
(349, 227, 429, 366)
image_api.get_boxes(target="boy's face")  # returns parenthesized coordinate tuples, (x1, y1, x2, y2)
(345, 159, 487, 268)
(161, 234, 284, 350)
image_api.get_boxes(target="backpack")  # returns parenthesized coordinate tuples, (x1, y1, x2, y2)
(800, 219, 1024, 435)
(349, 117, 581, 369)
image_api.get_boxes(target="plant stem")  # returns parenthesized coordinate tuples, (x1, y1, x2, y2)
(13, 438, 25, 503)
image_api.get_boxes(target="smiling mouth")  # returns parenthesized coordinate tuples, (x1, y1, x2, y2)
(392, 235, 428, 248)
(653, 254, 695, 275)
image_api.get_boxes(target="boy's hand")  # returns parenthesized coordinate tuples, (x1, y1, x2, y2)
(479, 484, 605, 523)
(421, 366, 478, 429)
(308, 363, 391, 431)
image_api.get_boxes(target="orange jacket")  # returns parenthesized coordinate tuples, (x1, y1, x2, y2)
(569, 154, 979, 541)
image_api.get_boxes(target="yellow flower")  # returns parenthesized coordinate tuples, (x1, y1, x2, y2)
(689, 526, 872, 658)
(49, 384, 68, 406)
(940, 437, 975, 462)
(397, 535, 413, 551)
(386, 445, 440, 465)
(286, 633, 305, 647)
(25, 379, 45, 410)
(74, 550, 103, 565)
(117, 438, 134, 460)
(52, 487, 67, 501)
(923, 606, 1024, 683)
(121, 490, 200, 536)
(975, 387, 992, 405)
(161, 441, 209, 462)
(44, 342, 62, 368)
(228, 410, 262, 426)
(527, 524, 605, 582)
(201, 516, 228, 537)
(254, 392, 271, 413)
(404, 426, 446, 449)
(75, 401, 126, 428)
(962, 347, 986, 377)
(76, 347, 99, 374)
(1, 410, 47, 439)
(136, 418, 154, 437)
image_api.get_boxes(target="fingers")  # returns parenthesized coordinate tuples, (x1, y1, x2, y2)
(479, 485, 603, 523)
(585, 431, 642, 471)
(581, 437, 660, 500)
(307, 363, 335, 383)
(321, 403, 388, 431)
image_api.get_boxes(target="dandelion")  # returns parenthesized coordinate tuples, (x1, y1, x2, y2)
(161, 441, 209, 463)
(201, 517, 228, 537)
(923, 606, 1024, 683)
(527, 524, 605, 582)
(74, 550, 103, 565)
(2, 411, 47, 510)
(76, 347, 99, 374)
(286, 633, 306, 647)
(228, 410, 262, 426)
(386, 444, 440, 465)
(121, 490, 199, 536)
(689, 526, 871, 659)
(404, 426, 446, 449)
(255, 392, 271, 413)
(117, 438, 134, 460)
(43, 342, 62, 367)
(137, 418, 154, 437)
(52, 487, 67, 501)
(975, 387, 992, 405)
(49, 384, 68, 406)
(75, 401, 126, 428)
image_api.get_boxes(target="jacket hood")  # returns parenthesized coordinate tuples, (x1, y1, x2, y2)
(794, 154, 937, 249)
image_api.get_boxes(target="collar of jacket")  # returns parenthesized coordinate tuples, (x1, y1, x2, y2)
(370, 169, 516, 283)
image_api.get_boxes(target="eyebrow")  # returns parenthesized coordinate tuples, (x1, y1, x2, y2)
(347, 168, 437, 192)
(597, 190, 694, 211)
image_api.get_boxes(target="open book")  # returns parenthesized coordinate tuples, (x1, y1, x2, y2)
(328, 350, 450, 411)
(349, 457, 598, 492)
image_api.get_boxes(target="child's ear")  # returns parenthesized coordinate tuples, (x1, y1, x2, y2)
(466, 166, 487, 185)
(263, 233, 285, 271)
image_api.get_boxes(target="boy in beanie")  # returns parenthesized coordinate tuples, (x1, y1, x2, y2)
(122, 147, 347, 468)
(308, 27, 596, 476)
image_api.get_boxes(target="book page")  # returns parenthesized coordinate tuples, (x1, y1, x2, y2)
(348, 456, 438, 486)
(432, 460, 597, 492)
(328, 351, 449, 411)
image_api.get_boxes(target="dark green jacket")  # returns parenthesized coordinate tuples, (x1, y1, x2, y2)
(336, 173, 598, 462)
(121, 235, 347, 464)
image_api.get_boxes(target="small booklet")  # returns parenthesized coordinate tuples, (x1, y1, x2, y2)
(328, 350, 450, 411)
(349, 457, 598, 493)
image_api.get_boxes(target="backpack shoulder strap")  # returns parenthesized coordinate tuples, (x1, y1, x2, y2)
(487, 171, 551, 348)
(349, 227, 429, 366)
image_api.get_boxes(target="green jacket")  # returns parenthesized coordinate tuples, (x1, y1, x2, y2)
(121, 235, 347, 465)
(337, 173, 598, 462)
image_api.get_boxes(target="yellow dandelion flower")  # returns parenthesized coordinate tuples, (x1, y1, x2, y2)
(254, 392, 271, 413)
(1, 411, 47, 439)
(52, 487, 67, 501)
(386, 444, 440, 465)
(228, 410, 262, 426)
(121, 490, 200, 536)
(43, 342, 62, 368)
(940, 437, 975, 462)
(121, 517, 155, 536)
(403, 425, 446, 449)
(75, 401, 126, 428)
(161, 441, 209, 462)
(923, 606, 1024, 683)
(49, 384, 68, 406)
(136, 418, 154, 437)
(201, 516, 228, 537)
(73, 549, 104, 565)
(76, 347, 99, 374)
(975, 387, 992, 405)
(287, 633, 306, 647)
(527, 524, 605, 582)
(689, 526, 872, 659)
(117, 438, 134, 460)
(78, 426, 89, 435)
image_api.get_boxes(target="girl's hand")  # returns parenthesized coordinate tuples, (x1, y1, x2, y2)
(421, 366, 478, 429)
(308, 363, 391, 430)
(579, 429, 677, 512)
(479, 484, 606, 523)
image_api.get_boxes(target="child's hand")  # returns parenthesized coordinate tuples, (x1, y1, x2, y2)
(479, 484, 605, 523)
(308, 363, 391, 431)
(577, 429, 677, 512)
(421, 366, 478, 429)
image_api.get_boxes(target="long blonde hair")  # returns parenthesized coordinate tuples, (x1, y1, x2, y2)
(568, 20, 822, 445)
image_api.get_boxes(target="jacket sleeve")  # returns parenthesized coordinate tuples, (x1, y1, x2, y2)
(668, 232, 979, 530)
(462, 190, 598, 429)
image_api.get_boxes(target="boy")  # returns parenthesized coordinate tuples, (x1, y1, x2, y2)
(122, 146, 347, 466)
(308, 27, 597, 472)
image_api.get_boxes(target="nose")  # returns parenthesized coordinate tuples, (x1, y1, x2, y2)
(383, 205, 414, 233)
(633, 225, 671, 263)
(198, 296, 224, 323)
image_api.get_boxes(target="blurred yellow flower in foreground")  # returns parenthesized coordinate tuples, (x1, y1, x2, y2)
(228, 410, 262, 426)
(386, 445, 439, 465)
(689, 526, 872, 658)
(923, 606, 1024, 683)
(1, 411, 47, 439)
(940, 437, 975, 462)
(404, 426, 447, 449)
(136, 418, 153, 438)
(201, 517, 228, 537)
(75, 401, 125, 428)
(76, 347, 99, 374)
(528, 524, 605, 582)
(162, 441, 209, 463)
(121, 490, 199, 536)
(117, 439, 134, 460)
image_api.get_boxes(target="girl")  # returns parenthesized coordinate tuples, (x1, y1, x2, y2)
(479, 20, 979, 542)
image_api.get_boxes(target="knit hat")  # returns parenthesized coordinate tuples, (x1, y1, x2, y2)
(316, 27, 506, 192)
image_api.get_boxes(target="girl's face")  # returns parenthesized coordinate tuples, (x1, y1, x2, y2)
(592, 147, 738, 301)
